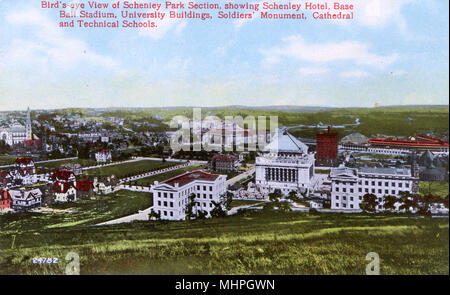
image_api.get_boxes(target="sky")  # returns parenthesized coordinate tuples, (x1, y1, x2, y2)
(0, 0, 448, 110)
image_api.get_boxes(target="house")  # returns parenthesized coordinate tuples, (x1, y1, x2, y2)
(10, 188, 42, 211)
(60, 163, 83, 176)
(208, 154, 239, 172)
(53, 181, 77, 202)
(151, 170, 227, 220)
(93, 176, 118, 195)
(0, 171, 13, 188)
(95, 149, 112, 163)
(0, 188, 12, 210)
(10, 157, 38, 186)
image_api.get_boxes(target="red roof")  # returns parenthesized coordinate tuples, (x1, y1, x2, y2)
(24, 139, 42, 146)
(15, 157, 34, 165)
(52, 169, 75, 181)
(96, 148, 110, 153)
(75, 179, 93, 191)
(369, 135, 449, 148)
(163, 170, 219, 187)
(52, 181, 75, 193)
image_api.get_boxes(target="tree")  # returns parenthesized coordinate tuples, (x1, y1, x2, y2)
(148, 209, 161, 221)
(444, 195, 449, 209)
(210, 200, 227, 218)
(197, 210, 208, 220)
(383, 195, 397, 212)
(360, 194, 379, 213)
(398, 192, 419, 214)
(268, 189, 282, 203)
(287, 190, 299, 202)
(185, 193, 196, 221)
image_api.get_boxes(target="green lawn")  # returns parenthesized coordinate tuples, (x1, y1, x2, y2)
(133, 164, 204, 186)
(0, 190, 152, 232)
(83, 160, 177, 178)
(419, 181, 449, 197)
(36, 158, 97, 170)
(0, 155, 17, 166)
(0, 209, 447, 275)
(229, 200, 266, 208)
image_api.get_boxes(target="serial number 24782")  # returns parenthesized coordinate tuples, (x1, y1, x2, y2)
(32, 258, 59, 264)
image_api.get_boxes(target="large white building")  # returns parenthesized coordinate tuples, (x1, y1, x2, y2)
(0, 107, 32, 146)
(255, 131, 315, 195)
(330, 166, 419, 210)
(151, 170, 227, 220)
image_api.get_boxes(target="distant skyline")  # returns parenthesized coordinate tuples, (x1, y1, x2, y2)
(0, 0, 449, 111)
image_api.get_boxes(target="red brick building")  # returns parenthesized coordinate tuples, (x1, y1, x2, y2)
(316, 126, 338, 166)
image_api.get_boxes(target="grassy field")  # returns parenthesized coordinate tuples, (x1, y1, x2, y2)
(0, 155, 17, 166)
(133, 164, 204, 186)
(0, 190, 152, 231)
(0, 209, 447, 275)
(419, 181, 449, 197)
(99, 106, 449, 138)
(229, 200, 266, 208)
(83, 160, 177, 178)
(36, 159, 97, 170)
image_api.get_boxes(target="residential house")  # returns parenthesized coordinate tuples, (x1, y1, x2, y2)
(10, 188, 42, 211)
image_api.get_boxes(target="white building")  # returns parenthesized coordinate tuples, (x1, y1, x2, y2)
(255, 131, 315, 195)
(151, 170, 227, 220)
(95, 149, 112, 163)
(330, 166, 418, 211)
(10, 188, 42, 211)
(0, 108, 32, 146)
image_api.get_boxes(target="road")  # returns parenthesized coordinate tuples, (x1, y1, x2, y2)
(227, 166, 255, 186)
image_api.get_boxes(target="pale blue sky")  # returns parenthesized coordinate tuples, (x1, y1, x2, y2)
(0, 0, 448, 110)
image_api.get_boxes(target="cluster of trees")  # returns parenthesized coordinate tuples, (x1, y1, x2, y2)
(360, 192, 449, 216)
(148, 192, 233, 221)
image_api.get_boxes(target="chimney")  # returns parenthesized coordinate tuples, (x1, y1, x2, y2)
(174, 182, 179, 188)
(327, 126, 331, 134)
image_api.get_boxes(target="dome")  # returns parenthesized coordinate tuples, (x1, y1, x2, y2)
(263, 131, 308, 154)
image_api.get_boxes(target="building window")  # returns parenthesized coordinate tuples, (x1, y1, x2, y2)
(209, 186, 212, 191)
(170, 211, 173, 217)
(164, 211, 167, 216)
(164, 201, 167, 207)
(164, 193, 167, 198)
(170, 202, 173, 208)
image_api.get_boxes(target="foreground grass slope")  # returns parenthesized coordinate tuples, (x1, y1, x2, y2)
(1, 209, 447, 275)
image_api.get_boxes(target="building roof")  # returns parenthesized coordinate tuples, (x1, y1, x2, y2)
(75, 179, 93, 191)
(368, 135, 449, 148)
(419, 150, 435, 168)
(163, 170, 219, 187)
(15, 157, 34, 165)
(51, 169, 75, 181)
(263, 131, 308, 153)
(359, 167, 411, 176)
(341, 133, 369, 145)
(96, 148, 110, 153)
(211, 154, 237, 162)
(9, 188, 42, 200)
